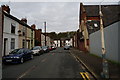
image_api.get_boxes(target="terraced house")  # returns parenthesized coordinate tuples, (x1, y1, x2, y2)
(18, 18, 35, 49)
(1, 5, 35, 56)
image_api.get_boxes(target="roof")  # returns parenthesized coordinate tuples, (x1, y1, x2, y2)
(83, 5, 120, 27)
(3, 11, 34, 30)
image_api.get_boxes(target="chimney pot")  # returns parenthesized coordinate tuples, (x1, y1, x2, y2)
(2, 5, 10, 14)
(31, 24, 36, 29)
(21, 18, 27, 23)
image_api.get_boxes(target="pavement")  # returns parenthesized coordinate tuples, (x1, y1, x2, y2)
(70, 48, 120, 80)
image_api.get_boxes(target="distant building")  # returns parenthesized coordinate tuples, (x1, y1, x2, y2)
(46, 36, 51, 46)
(41, 33, 45, 46)
(54, 39, 60, 47)
(41, 33, 51, 46)
(64, 38, 73, 46)
(31, 24, 42, 46)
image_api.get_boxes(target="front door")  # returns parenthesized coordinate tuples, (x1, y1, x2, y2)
(4, 38, 8, 56)
(27, 40, 30, 49)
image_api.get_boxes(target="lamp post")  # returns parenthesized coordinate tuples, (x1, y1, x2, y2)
(99, 3, 109, 78)
(44, 21, 47, 46)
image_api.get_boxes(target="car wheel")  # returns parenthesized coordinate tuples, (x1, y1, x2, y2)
(20, 58, 24, 63)
(38, 53, 40, 56)
(31, 55, 34, 59)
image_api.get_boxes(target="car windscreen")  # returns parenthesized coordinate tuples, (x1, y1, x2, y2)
(65, 46, 69, 48)
(32, 46, 40, 50)
(10, 49, 24, 54)
(42, 46, 47, 49)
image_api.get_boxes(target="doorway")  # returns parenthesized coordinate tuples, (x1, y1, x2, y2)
(4, 38, 8, 56)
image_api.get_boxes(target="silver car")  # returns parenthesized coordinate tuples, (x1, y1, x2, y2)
(31, 46, 44, 56)
(64, 46, 70, 50)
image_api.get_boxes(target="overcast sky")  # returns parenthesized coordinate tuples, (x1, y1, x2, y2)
(0, 1, 119, 33)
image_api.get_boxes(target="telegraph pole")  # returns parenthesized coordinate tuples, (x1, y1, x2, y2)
(44, 21, 47, 46)
(99, 4, 109, 78)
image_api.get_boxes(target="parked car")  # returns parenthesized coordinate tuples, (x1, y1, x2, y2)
(2, 48, 33, 64)
(48, 46, 53, 51)
(51, 46, 56, 50)
(42, 46, 50, 53)
(64, 46, 70, 50)
(31, 46, 44, 56)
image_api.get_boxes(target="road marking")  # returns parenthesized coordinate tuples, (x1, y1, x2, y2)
(69, 51, 79, 62)
(17, 65, 36, 80)
(41, 58, 47, 62)
(69, 50, 98, 79)
(84, 72, 91, 80)
(80, 72, 86, 80)
(76, 55, 97, 79)
(80, 72, 91, 80)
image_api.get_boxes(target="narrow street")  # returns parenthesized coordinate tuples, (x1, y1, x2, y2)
(2, 47, 92, 79)
(0, 2, 119, 80)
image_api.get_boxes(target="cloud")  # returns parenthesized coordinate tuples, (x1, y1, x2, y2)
(3, 2, 79, 32)
(1, 0, 119, 2)
(1, 1, 118, 32)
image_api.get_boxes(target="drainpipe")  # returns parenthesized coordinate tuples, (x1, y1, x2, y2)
(25, 27, 27, 48)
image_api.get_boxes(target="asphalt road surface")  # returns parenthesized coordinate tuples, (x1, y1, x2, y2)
(2, 47, 92, 79)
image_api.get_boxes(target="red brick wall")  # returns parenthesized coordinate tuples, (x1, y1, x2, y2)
(79, 40, 89, 52)
(31, 24, 42, 46)
(79, 41, 85, 51)
(35, 29, 42, 46)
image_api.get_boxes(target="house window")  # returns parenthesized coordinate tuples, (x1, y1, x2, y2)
(11, 38, 15, 49)
(11, 23, 16, 34)
(23, 32, 25, 36)
(23, 39, 25, 48)
(31, 30, 33, 37)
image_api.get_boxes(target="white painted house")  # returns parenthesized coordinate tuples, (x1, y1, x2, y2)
(2, 13, 19, 56)
(46, 36, 51, 46)
(54, 40, 60, 47)
(65, 38, 73, 46)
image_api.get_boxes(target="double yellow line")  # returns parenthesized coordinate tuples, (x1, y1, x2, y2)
(80, 72, 91, 80)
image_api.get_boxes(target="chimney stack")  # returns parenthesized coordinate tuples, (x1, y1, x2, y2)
(21, 18, 27, 23)
(38, 29, 42, 32)
(2, 5, 10, 14)
(31, 24, 36, 30)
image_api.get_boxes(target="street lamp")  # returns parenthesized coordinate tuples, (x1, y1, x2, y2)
(44, 21, 47, 46)
(99, 1, 109, 78)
